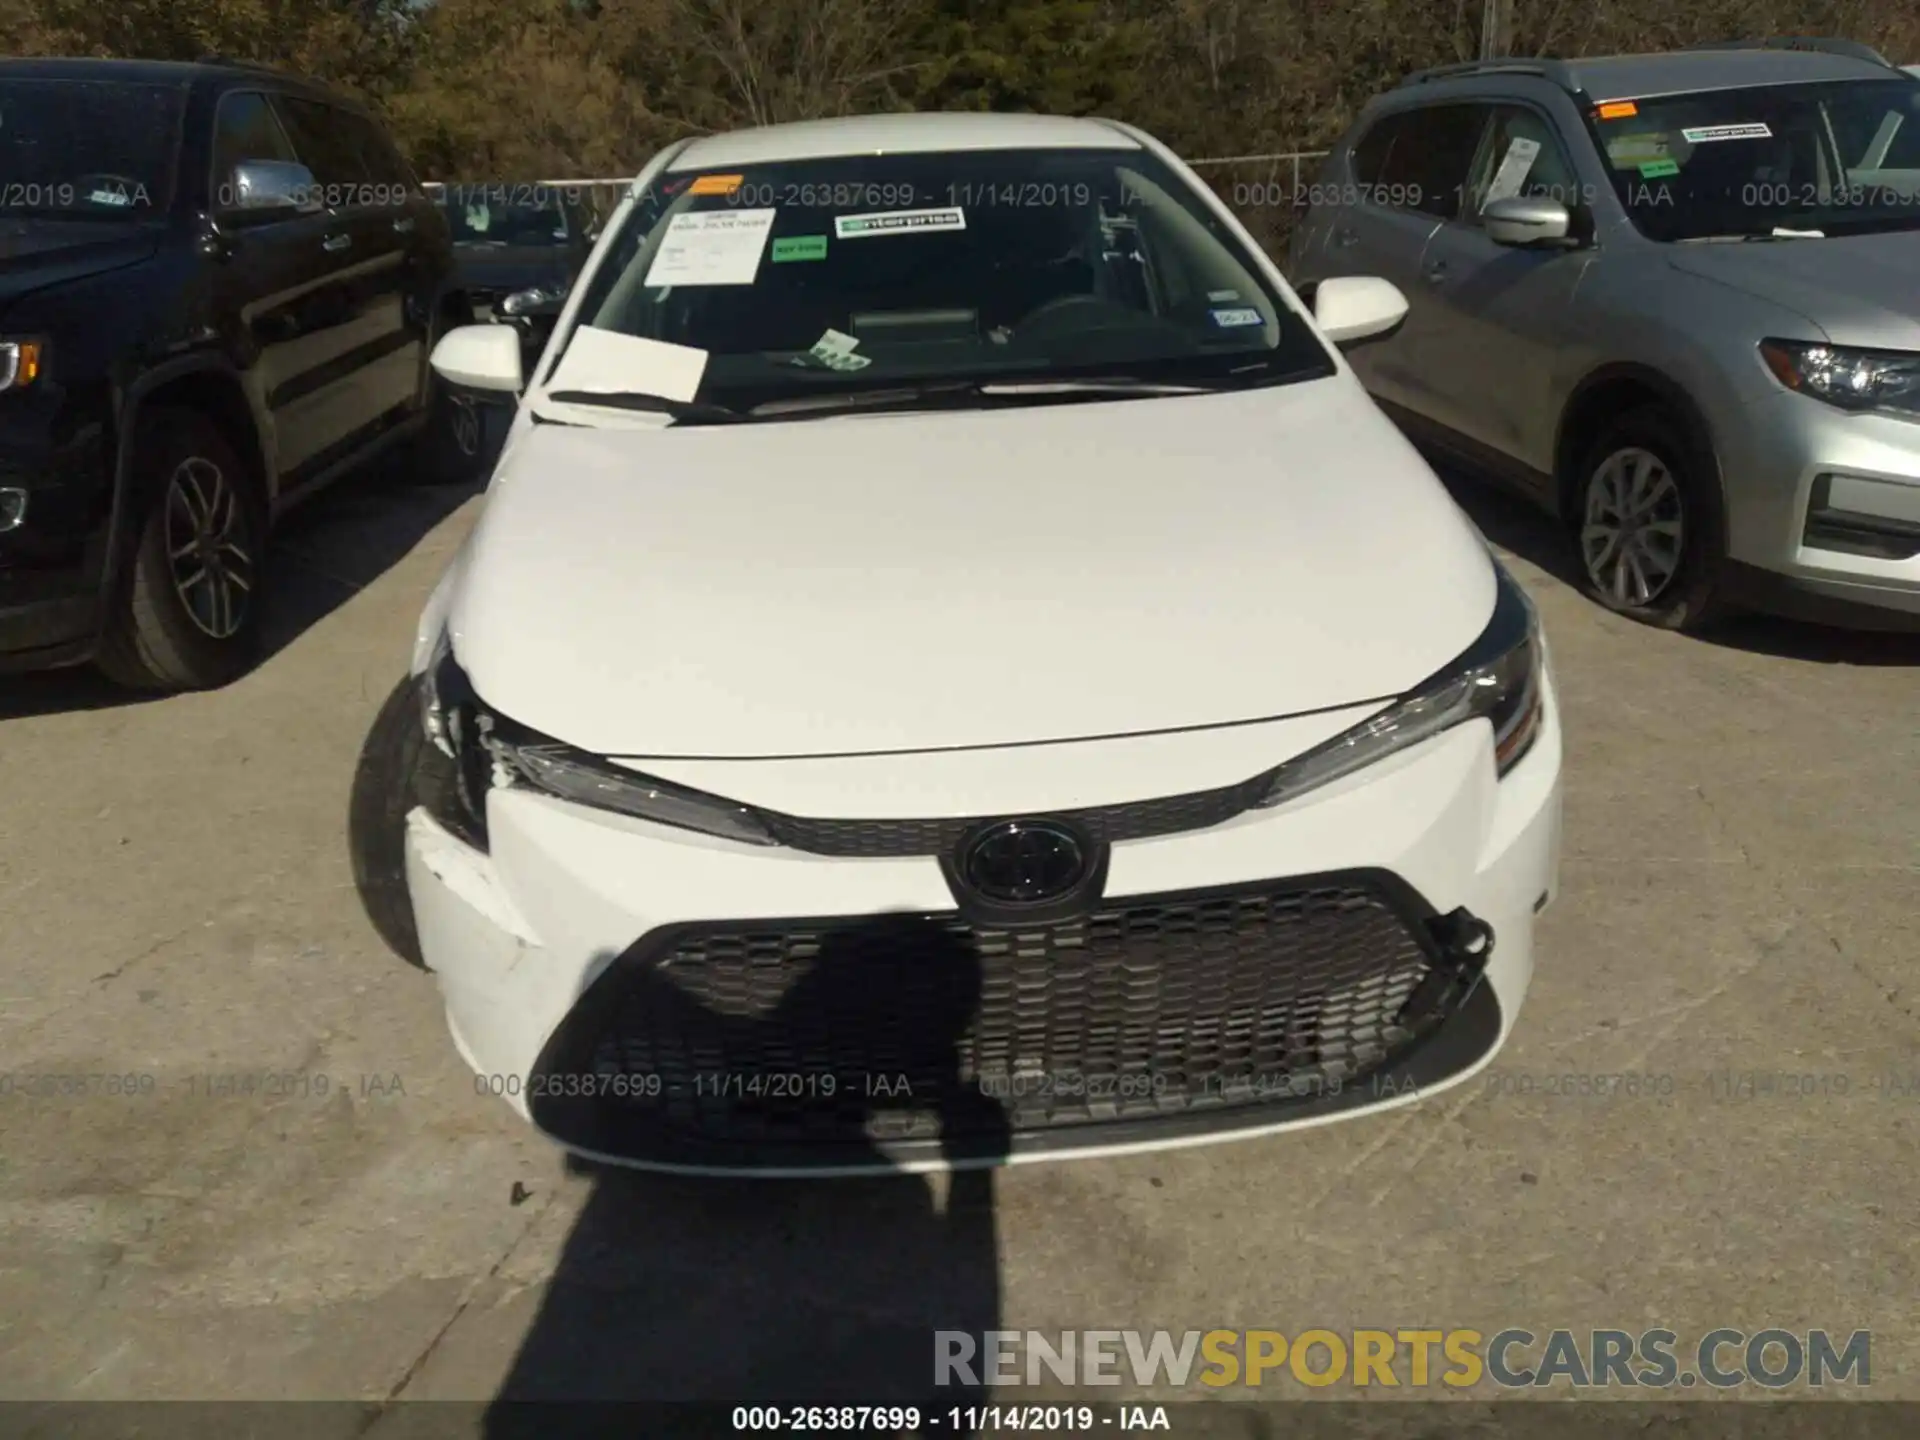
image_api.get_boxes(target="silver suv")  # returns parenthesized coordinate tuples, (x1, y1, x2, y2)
(1291, 40, 1920, 629)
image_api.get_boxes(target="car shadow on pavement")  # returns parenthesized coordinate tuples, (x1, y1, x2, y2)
(0, 414, 500, 723)
(1430, 459, 1920, 668)
(479, 920, 1009, 1439)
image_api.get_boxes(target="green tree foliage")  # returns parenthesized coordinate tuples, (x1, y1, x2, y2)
(2, 0, 1916, 177)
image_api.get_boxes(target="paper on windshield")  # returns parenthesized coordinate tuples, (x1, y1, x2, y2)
(642, 207, 777, 287)
(545, 325, 708, 404)
(1483, 137, 1542, 202)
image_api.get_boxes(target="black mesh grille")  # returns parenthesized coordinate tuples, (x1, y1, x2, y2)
(534, 874, 1470, 1157)
(757, 771, 1276, 857)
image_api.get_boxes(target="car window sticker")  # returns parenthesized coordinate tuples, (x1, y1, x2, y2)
(832, 206, 967, 239)
(1483, 135, 1542, 202)
(642, 207, 778, 287)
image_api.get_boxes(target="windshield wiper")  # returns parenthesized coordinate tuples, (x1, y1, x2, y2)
(545, 389, 746, 424)
(747, 376, 1220, 419)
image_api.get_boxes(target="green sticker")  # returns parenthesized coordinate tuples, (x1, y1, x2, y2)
(1638, 158, 1680, 178)
(771, 235, 828, 263)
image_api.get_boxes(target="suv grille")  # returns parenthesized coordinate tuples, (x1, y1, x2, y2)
(530, 872, 1483, 1162)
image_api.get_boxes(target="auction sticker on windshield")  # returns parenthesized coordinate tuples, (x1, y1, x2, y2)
(1681, 123, 1772, 143)
(643, 208, 777, 287)
(834, 207, 966, 239)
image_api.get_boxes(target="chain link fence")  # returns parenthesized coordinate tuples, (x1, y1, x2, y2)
(1189, 151, 1330, 268)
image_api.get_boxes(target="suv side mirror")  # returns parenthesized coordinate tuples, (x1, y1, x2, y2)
(1483, 195, 1572, 247)
(431, 325, 524, 394)
(1313, 276, 1409, 346)
(229, 159, 322, 216)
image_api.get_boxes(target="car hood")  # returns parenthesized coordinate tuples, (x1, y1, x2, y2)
(0, 221, 160, 310)
(1665, 229, 1920, 349)
(448, 379, 1497, 759)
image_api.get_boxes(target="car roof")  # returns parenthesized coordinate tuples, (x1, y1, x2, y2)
(668, 112, 1140, 170)
(0, 55, 365, 107)
(1565, 48, 1902, 100)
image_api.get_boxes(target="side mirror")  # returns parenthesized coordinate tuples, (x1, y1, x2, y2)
(498, 285, 567, 320)
(1313, 276, 1409, 346)
(1483, 195, 1572, 247)
(229, 159, 322, 216)
(431, 324, 524, 394)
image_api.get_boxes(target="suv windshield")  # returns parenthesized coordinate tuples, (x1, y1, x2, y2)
(443, 191, 573, 246)
(1592, 77, 1920, 241)
(554, 146, 1333, 411)
(0, 78, 183, 218)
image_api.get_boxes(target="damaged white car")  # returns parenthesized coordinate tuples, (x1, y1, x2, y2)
(359, 112, 1564, 1175)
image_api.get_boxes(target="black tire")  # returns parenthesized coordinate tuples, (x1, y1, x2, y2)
(348, 674, 427, 969)
(408, 372, 490, 486)
(96, 408, 266, 691)
(1571, 405, 1732, 631)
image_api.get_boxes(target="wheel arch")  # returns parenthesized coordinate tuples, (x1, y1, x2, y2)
(105, 357, 271, 591)
(1552, 363, 1725, 524)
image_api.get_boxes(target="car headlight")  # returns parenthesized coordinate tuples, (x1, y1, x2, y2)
(0, 338, 44, 392)
(417, 630, 775, 848)
(1760, 339, 1920, 417)
(1253, 561, 1543, 811)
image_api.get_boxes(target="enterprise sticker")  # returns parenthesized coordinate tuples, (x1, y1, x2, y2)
(1681, 123, 1772, 143)
(834, 206, 966, 239)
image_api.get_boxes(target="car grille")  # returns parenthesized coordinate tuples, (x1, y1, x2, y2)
(531, 873, 1479, 1160)
(757, 770, 1276, 858)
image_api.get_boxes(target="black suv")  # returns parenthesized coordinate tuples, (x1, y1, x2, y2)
(0, 57, 471, 691)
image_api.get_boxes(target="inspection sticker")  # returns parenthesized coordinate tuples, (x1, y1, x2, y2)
(771, 235, 828, 263)
(1484, 136, 1542, 203)
(1681, 122, 1772, 143)
(1210, 307, 1264, 328)
(643, 207, 777, 287)
(834, 206, 966, 239)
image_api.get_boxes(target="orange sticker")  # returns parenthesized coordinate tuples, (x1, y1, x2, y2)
(688, 174, 744, 196)
(1597, 101, 1638, 119)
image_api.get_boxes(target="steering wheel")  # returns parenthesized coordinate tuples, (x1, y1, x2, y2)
(1012, 292, 1135, 338)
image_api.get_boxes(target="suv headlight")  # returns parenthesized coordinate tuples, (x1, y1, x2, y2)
(1254, 561, 1543, 811)
(1760, 340, 1920, 417)
(0, 338, 44, 392)
(417, 631, 775, 849)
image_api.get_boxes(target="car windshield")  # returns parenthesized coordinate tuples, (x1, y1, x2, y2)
(550, 146, 1334, 413)
(1591, 77, 1920, 241)
(443, 192, 572, 246)
(0, 78, 183, 217)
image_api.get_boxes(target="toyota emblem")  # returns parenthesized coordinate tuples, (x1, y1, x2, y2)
(959, 820, 1090, 905)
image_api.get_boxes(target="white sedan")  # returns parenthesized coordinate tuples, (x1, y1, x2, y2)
(380, 111, 1564, 1175)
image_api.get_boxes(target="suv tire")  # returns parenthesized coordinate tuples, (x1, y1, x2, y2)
(1573, 406, 1731, 631)
(97, 408, 265, 690)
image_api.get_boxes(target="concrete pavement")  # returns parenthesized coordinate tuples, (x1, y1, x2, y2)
(0, 461, 1915, 1424)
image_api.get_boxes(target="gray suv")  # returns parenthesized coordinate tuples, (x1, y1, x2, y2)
(1291, 40, 1920, 629)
